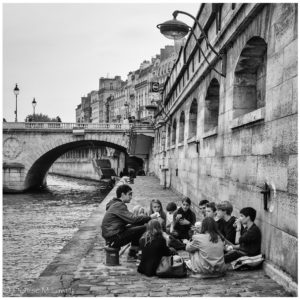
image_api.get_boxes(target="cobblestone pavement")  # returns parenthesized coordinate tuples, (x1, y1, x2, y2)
(25, 176, 292, 297)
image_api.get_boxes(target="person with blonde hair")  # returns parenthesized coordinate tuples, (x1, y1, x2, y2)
(132, 205, 147, 216)
(149, 199, 167, 231)
(137, 219, 175, 277)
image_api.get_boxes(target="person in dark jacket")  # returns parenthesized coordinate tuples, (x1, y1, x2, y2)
(216, 201, 236, 244)
(173, 197, 196, 240)
(138, 219, 174, 277)
(224, 207, 261, 263)
(101, 184, 158, 261)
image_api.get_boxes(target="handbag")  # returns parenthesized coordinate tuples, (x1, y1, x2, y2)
(156, 255, 187, 278)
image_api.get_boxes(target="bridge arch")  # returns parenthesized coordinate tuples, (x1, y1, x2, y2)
(24, 140, 128, 190)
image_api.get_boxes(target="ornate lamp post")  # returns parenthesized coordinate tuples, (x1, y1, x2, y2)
(32, 98, 37, 120)
(157, 10, 226, 77)
(13, 84, 20, 122)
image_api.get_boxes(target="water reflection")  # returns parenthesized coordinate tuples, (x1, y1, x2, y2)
(3, 174, 108, 296)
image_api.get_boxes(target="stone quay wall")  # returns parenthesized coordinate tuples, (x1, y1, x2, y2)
(151, 4, 297, 281)
(50, 161, 100, 181)
(50, 150, 126, 181)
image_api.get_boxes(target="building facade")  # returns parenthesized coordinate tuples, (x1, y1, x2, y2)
(75, 45, 178, 125)
(152, 3, 298, 282)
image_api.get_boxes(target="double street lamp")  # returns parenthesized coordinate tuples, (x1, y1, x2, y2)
(32, 98, 37, 120)
(157, 10, 226, 77)
(13, 84, 20, 122)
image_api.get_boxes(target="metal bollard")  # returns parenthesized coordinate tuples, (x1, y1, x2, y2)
(104, 246, 120, 266)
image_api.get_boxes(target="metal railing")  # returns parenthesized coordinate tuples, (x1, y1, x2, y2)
(3, 122, 132, 131)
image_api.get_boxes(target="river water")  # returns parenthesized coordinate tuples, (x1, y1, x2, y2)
(3, 174, 109, 297)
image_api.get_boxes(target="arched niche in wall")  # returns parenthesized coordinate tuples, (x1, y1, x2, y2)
(179, 111, 185, 143)
(171, 118, 177, 145)
(204, 78, 220, 132)
(233, 36, 267, 118)
(188, 99, 198, 138)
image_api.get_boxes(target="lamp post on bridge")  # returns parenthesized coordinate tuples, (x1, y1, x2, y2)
(13, 84, 20, 122)
(32, 98, 37, 121)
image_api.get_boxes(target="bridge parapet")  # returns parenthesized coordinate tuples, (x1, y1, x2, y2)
(3, 122, 132, 131)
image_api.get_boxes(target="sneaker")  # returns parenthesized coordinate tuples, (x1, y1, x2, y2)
(127, 255, 137, 262)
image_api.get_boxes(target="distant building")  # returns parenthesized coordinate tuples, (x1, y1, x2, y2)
(99, 76, 124, 123)
(90, 90, 100, 123)
(75, 104, 82, 123)
(81, 94, 92, 123)
(75, 44, 179, 124)
(111, 81, 127, 123)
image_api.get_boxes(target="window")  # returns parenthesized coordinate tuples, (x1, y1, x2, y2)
(171, 119, 177, 145)
(179, 111, 185, 142)
(167, 125, 171, 147)
(233, 36, 267, 118)
(188, 99, 198, 138)
(110, 83, 113, 90)
(204, 78, 220, 132)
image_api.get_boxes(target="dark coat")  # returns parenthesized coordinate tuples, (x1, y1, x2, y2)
(239, 223, 261, 256)
(138, 235, 172, 277)
(173, 207, 196, 240)
(101, 198, 151, 239)
(217, 216, 236, 244)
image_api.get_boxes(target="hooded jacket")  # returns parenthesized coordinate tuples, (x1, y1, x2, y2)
(101, 197, 151, 239)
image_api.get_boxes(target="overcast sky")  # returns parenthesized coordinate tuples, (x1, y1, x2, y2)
(3, 2, 199, 122)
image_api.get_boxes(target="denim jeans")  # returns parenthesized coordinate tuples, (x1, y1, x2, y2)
(224, 250, 247, 264)
(106, 225, 147, 248)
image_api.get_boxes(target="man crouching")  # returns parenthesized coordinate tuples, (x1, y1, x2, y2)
(101, 184, 158, 261)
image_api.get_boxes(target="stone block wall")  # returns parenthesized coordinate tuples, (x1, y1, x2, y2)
(152, 3, 297, 280)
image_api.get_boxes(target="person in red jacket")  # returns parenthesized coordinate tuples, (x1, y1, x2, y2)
(101, 184, 158, 261)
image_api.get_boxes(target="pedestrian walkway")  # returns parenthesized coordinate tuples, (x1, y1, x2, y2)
(24, 176, 292, 297)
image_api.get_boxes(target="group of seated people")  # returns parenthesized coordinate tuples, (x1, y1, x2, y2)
(101, 184, 262, 278)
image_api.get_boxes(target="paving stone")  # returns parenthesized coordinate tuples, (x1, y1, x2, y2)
(149, 291, 168, 296)
(168, 291, 190, 296)
(135, 292, 150, 297)
(189, 290, 205, 295)
(74, 290, 90, 295)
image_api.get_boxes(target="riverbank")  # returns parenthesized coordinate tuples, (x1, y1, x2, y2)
(24, 176, 293, 297)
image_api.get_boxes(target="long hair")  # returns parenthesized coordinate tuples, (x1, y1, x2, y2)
(132, 205, 146, 216)
(200, 217, 220, 243)
(143, 219, 163, 246)
(149, 199, 166, 221)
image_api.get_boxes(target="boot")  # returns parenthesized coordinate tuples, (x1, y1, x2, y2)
(127, 247, 138, 262)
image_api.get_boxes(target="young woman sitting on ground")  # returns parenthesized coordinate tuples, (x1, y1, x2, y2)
(137, 219, 175, 277)
(172, 197, 196, 240)
(184, 217, 226, 278)
(149, 199, 167, 231)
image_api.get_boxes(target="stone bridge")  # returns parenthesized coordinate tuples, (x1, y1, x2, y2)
(3, 122, 154, 192)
